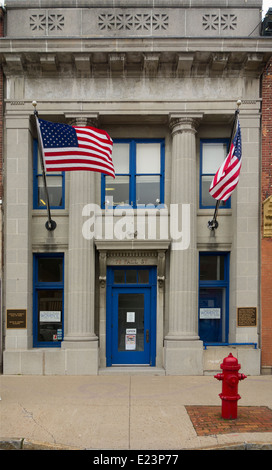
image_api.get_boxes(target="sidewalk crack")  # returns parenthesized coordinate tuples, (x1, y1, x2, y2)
(20, 404, 57, 444)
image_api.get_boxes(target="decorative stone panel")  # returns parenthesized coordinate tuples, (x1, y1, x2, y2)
(202, 13, 238, 31)
(30, 12, 65, 33)
(263, 196, 272, 238)
(98, 12, 169, 32)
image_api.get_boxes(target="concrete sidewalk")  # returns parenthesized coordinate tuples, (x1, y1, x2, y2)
(0, 373, 272, 450)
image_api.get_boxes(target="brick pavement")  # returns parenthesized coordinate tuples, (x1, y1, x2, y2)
(185, 406, 272, 437)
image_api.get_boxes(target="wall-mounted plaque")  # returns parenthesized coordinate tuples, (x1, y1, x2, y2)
(6, 309, 27, 329)
(237, 307, 257, 327)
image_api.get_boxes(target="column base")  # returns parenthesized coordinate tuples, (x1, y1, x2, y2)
(3, 343, 99, 375)
(61, 339, 99, 375)
(164, 339, 203, 375)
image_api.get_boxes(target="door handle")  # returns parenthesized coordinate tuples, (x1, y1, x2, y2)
(146, 329, 149, 343)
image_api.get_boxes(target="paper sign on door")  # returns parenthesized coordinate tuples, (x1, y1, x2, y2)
(125, 328, 136, 350)
(127, 311, 135, 322)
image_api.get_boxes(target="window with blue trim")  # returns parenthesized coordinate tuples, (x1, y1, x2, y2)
(33, 254, 64, 347)
(33, 139, 65, 209)
(200, 139, 230, 209)
(199, 253, 229, 344)
(101, 139, 165, 208)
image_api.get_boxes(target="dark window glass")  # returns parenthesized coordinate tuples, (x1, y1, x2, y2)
(38, 290, 63, 343)
(126, 270, 137, 283)
(114, 270, 125, 284)
(138, 270, 149, 284)
(200, 255, 224, 281)
(38, 258, 63, 282)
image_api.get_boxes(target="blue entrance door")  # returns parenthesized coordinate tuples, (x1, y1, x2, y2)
(111, 288, 151, 365)
(106, 267, 156, 366)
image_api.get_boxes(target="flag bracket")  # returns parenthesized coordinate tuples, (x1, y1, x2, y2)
(207, 100, 241, 231)
(207, 200, 220, 231)
(45, 220, 57, 231)
(32, 101, 57, 232)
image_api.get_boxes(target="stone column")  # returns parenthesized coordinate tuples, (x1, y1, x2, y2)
(164, 115, 203, 375)
(62, 116, 98, 374)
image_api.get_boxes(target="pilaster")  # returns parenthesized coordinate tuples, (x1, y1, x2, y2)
(4, 116, 33, 352)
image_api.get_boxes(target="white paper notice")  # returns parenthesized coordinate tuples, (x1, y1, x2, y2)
(127, 311, 135, 322)
(40, 311, 61, 322)
(199, 308, 221, 319)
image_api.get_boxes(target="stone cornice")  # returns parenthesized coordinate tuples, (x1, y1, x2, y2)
(1, 37, 271, 54)
(1, 38, 271, 79)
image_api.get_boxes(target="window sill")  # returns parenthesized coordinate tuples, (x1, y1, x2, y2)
(197, 208, 232, 216)
(32, 209, 69, 216)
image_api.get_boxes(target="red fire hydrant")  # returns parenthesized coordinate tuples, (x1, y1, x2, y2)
(214, 353, 247, 420)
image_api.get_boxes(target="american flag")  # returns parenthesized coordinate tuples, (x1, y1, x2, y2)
(209, 119, 242, 201)
(38, 119, 115, 178)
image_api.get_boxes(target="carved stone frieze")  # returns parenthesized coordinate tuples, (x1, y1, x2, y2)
(5, 7, 262, 38)
(263, 196, 272, 238)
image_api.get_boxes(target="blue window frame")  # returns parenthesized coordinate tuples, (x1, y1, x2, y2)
(33, 139, 65, 209)
(199, 252, 229, 345)
(101, 139, 165, 208)
(33, 253, 64, 348)
(200, 139, 230, 209)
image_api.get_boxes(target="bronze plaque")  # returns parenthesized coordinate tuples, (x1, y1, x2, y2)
(6, 309, 27, 329)
(237, 307, 257, 327)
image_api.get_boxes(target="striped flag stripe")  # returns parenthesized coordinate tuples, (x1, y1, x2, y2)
(209, 161, 241, 200)
(45, 163, 115, 176)
(45, 155, 115, 171)
(44, 147, 112, 162)
(45, 163, 115, 177)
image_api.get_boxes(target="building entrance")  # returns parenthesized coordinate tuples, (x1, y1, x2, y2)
(106, 267, 157, 366)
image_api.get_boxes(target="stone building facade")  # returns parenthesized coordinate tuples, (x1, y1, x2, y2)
(1, 1, 271, 375)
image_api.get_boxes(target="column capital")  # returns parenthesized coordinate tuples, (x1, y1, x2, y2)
(65, 112, 99, 127)
(169, 113, 203, 136)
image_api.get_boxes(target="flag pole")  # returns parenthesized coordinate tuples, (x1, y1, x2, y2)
(207, 99, 241, 231)
(32, 101, 56, 231)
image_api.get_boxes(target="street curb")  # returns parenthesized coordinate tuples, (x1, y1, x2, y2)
(0, 438, 81, 450)
(1, 438, 272, 451)
(197, 442, 272, 450)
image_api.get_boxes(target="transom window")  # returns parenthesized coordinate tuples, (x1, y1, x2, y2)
(113, 268, 149, 285)
(101, 139, 165, 208)
(200, 139, 230, 209)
